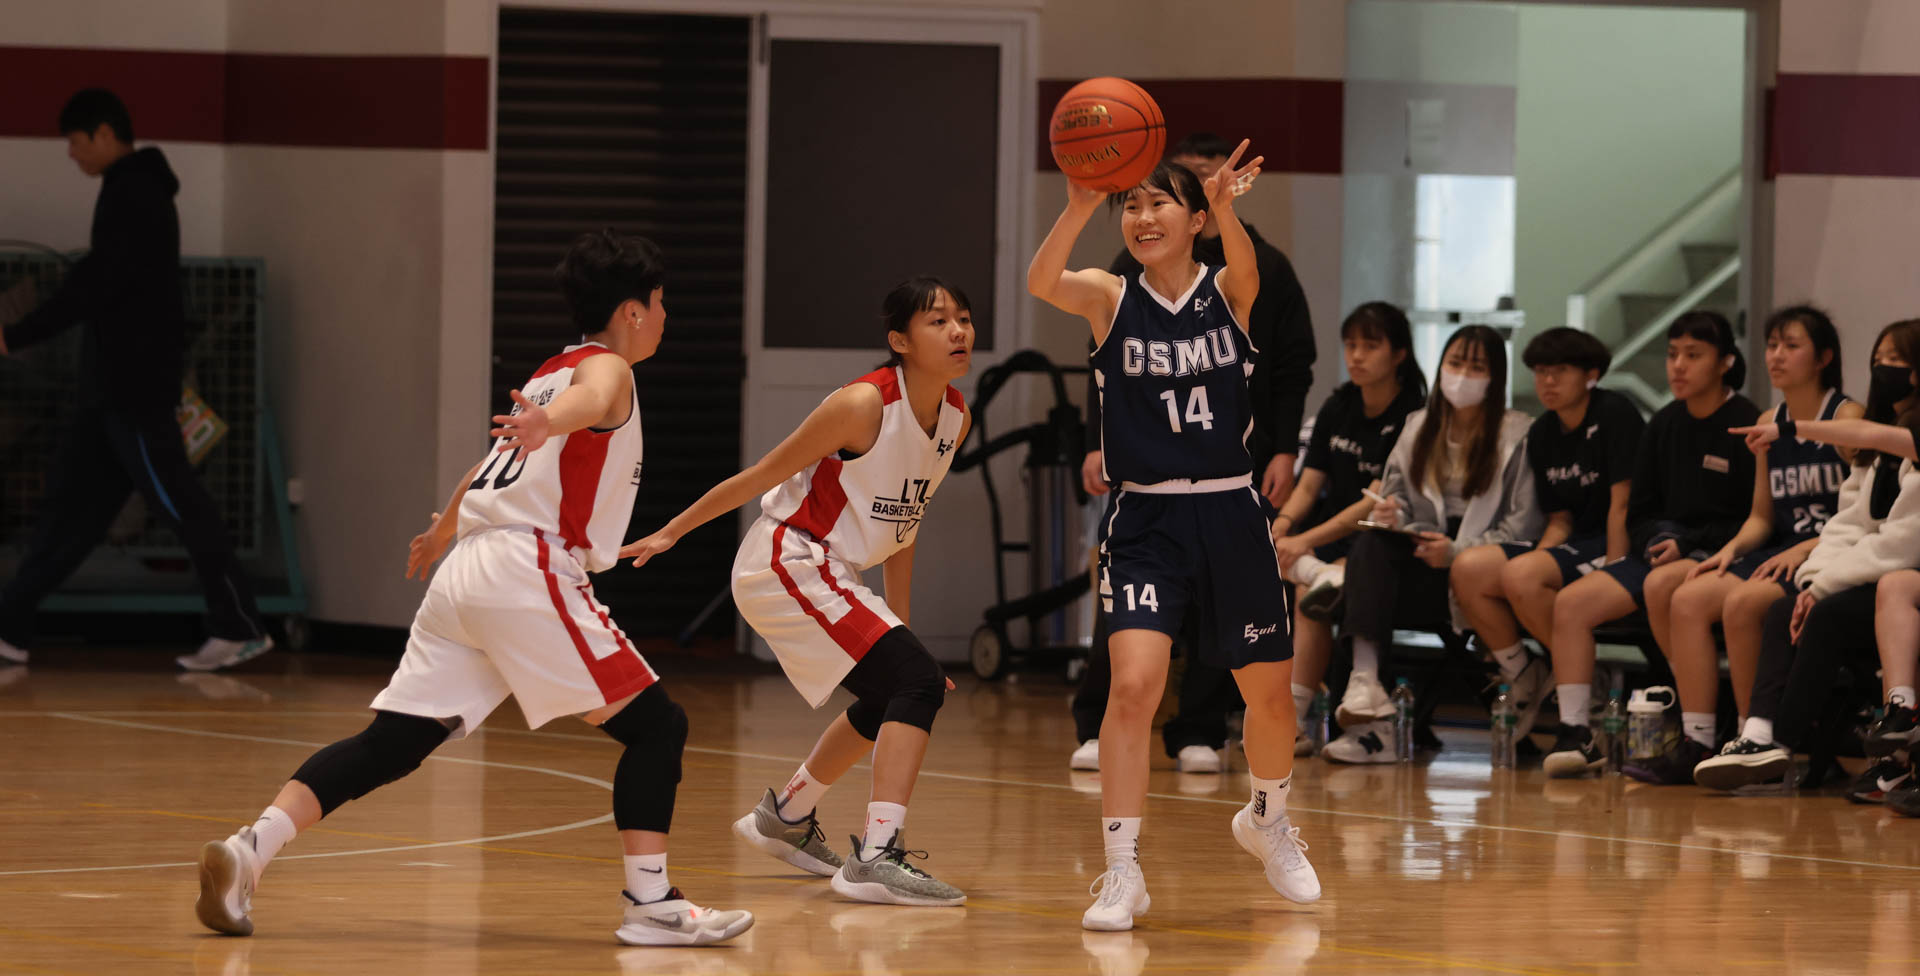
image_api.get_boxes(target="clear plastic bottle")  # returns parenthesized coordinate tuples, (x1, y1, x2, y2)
(1308, 690, 1330, 754)
(1490, 683, 1517, 769)
(1600, 686, 1628, 776)
(1391, 678, 1416, 763)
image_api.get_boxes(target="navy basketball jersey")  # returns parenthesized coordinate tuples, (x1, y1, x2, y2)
(1767, 390, 1850, 540)
(1090, 265, 1256, 486)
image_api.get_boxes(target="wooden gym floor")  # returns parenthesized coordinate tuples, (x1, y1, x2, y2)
(2, 649, 1917, 975)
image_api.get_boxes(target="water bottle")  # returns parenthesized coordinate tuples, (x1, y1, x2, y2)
(1391, 678, 1416, 763)
(1308, 690, 1330, 753)
(1600, 687, 1628, 776)
(1490, 683, 1518, 769)
(1627, 686, 1677, 760)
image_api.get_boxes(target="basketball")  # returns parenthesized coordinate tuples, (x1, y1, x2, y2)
(1048, 77, 1165, 193)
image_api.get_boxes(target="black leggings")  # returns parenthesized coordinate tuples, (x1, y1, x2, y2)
(1341, 530, 1453, 648)
(1749, 583, 1881, 749)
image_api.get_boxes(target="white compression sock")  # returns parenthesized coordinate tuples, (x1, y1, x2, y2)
(247, 806, 298, 886)
(860, 802, 907, 859)
(1891, 686, 1917, 708)
(1489, 643, 1528, 681)
(1557, 684, 1592, 729)
(1250, 775, 1290, 827)
(1741, 717, 1774, 746)
(1102, 817, 1141, 867)
(777, 764, 830, 822)
(1681, 712, 1715, 748)
(624, 853, 670, 904)
(1291, 684, 1315, 734)
(1287, 553, 1329, 586)
(1352, 637, 1381, 675)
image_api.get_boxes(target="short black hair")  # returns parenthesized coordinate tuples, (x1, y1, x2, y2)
(1764, 304, 1843, 394)
(1523, 326, 1612, 376)
(1107, 160, 1207, 213)
(881, 275, 971, 367)
(1169, 132, 1234, 160)
(554, 229, 666, 335)
(1668, 309, 1746, 390)
(59, 88, 133, 143)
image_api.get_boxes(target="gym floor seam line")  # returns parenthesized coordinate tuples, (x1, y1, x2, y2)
(1, 714, 1578, 976)
(12, 708, 1912, 874)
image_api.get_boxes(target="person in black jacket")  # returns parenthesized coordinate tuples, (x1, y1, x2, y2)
(0, 89, 268, 670)
(1066, 135, 1317, 775)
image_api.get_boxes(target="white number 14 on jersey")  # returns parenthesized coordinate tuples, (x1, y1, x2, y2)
(1158, 387, 1214, 433)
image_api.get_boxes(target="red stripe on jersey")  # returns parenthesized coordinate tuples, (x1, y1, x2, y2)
(849, 367, 903, 405)
(770, 523, 889, 661)
(578, 582, 647, 665)
(785, 456, 848, 541)
(557, 426, 613, 553)
(536, 530, 655, 702)
(944, 385, 965, 411)
(811, 559, 893, 657)
(529, 343, 612, 380)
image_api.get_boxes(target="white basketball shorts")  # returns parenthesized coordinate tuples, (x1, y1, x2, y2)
(732, 515, 901, 708)
(371, 526, 657, 738)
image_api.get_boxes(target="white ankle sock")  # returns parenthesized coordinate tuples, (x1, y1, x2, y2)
(247, 806, 298, 885)
(776, 764, 829, 822)
(860, 802, 906, 859)
(1489, 643, 1528, 680)
(1557, 684, 1592, 728)
(1741, 717, 1774, 746)
(623, 853, 670, 903)
(1250, 775, 1290, 827)
(1681, 712, 1715, 748)
(1102, 817, 1141, 867)
(1288, 554, 1329, 586)
(1352, 638, 1381, 675)
(1890, 686, 1917, 708)
(1292, 684, 1315, 733)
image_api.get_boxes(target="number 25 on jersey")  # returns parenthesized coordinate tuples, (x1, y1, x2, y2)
(1158, 387, 1214, 433)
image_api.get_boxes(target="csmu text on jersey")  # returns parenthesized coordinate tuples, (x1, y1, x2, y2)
(1119, 326, 1241, 377)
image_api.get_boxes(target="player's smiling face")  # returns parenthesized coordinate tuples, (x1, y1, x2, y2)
(892, 289, 974, 378)
(1119, 186, 1203, 266)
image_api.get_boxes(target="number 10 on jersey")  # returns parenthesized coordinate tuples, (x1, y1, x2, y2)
(1158, 387, 1214, 433)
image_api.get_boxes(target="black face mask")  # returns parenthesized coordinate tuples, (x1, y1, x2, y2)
(1872, 363, 1916, 406)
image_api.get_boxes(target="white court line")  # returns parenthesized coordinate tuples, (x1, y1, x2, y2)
(0, 713, 613, 878)
(10, 710, 1919, 876)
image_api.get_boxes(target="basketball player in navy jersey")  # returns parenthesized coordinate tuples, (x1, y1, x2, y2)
(1029, 141, 1320, 931)
(623, 277, 973, 906)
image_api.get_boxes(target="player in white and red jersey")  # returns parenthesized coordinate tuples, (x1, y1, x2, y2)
(191, 231, 752, 947)
(623, 276, 974, 906)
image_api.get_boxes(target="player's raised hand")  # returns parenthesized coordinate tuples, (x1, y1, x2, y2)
(1203, 139, 1263, 210)
(406, 512, 453, 580)
(1730, 423, 1779, 455)
(1065, 176, 1105, 213)
(491, 389, 550, 454)
(622, 528, 679, 568)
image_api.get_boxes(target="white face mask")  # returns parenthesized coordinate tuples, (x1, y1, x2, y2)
(1440, 367, 1490, 408)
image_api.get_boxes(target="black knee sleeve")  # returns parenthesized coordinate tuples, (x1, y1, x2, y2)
(293, 710, 450, 817)
(842, 627, 947, 737)
(598, 683, 687, 832)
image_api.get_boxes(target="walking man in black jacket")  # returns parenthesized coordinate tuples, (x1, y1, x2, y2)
(0, 89, 269, 670)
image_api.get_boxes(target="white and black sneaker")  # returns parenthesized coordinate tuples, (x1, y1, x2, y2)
(1543, 724, 1605, 778)
(1866, 699, 1920, 758)
(615, 887, 753, 946)
(1322, 720, 1396, 764)
(1846, 755, 1912, 805)
(1692, 736, 1791, 792)
(1507, 658, 1553, 741)
(1297, 564, 1346, 623)
(195, 827, 264, 936)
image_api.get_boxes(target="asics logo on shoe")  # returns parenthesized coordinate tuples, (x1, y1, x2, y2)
(1244, 622, 1280, 643)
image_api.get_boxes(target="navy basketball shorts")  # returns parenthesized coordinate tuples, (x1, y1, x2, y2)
(1727, 542, 1801, 597)
(1098, 485, 1292, 669)
(1498, 534, 1607, 587)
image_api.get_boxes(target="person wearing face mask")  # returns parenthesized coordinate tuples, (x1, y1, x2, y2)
(1693, 318, 1920, 793)
(1450, 328, 1645, 752)
(1325, 325, 1541, 764)
(1543, 311, 1759, 778)
(1626, 307, 1859, 785)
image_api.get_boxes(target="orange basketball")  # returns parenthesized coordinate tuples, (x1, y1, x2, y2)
(1048, 77, 1166, 193)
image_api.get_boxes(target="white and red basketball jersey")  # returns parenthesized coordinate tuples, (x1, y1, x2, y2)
(758, 366, 966, 571)
(458, 342, 644, 573)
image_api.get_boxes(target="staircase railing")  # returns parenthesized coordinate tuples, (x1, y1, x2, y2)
(1566, 165, 1741, 338)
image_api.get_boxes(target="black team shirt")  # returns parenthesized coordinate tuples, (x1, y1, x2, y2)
(1626, 392, 1761, 556)
(1302, 382, 1424, 524)
(1525, 388, 1646, 537)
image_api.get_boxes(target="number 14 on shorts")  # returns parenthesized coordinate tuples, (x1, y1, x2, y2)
(1123, 583, 1159, 612)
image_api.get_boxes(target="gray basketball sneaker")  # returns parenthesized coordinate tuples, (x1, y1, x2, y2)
(829, 831, 966, 907)
(732, 788, 843, 876)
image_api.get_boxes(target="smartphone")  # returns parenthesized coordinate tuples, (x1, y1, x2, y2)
(1357, 519, 1426, 537)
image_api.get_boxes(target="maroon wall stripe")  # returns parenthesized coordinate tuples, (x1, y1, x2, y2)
(1773, 73, 1920, 179)
(1039, 78, 1343, 175)
(0, 46, 488, 150)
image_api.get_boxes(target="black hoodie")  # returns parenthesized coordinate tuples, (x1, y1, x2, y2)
(6, 146, 188, 410)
